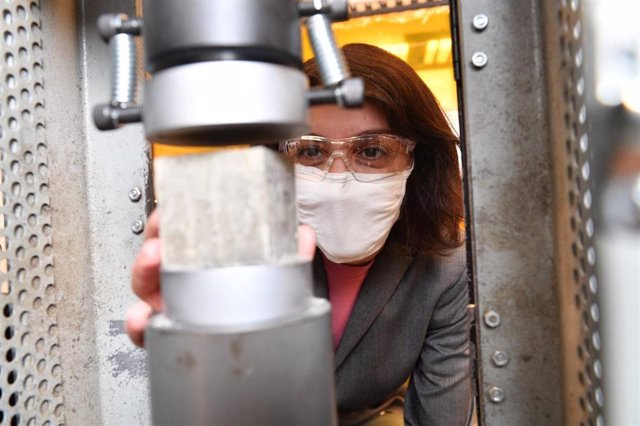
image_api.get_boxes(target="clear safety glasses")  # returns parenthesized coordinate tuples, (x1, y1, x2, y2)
(280, 134, 416, 182)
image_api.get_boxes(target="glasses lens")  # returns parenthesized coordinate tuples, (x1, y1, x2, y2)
(349, 135, 410, 173)
(285, 137, 330, 168)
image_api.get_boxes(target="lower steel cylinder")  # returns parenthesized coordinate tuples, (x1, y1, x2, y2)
(145, 298, 336, 426)
(143, 61, 309, 145)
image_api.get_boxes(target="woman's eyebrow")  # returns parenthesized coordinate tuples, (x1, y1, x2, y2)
(354, 128, 393, 136)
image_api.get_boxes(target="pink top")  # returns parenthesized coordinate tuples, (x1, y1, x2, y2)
(322, 255, 373, 349)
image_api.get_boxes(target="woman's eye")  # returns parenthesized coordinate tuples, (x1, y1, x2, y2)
(361, 147, 383, 159)
(300, 147, 322, 158)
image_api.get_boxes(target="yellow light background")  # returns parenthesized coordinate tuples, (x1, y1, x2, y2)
(302, 6, 457, 114)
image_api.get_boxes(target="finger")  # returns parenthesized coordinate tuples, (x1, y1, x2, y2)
(297, 224, 316, 259)
(145, 209, 160, 240)
(125, 300, 153, 347)
(131, 238, 164, 311)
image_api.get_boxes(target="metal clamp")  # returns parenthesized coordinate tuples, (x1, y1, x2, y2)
(93, 13, 143, 130)
(307, 77, 364, 107)
(298, 0, 348, 21)
(303, 0, 364, 108)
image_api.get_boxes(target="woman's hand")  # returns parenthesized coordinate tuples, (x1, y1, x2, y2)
(125, 209, 317, 347)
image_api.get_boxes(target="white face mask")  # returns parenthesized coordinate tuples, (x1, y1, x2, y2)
(295, 164, 412, 264)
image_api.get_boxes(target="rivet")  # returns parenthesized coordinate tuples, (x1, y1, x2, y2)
(577, 76, 585, 96)
(581, 162, 590, 181)
(573, 21, 582, 40)
(579, 104, 587, 124)
(588, 275, 598, 294)
(593, 359, 602, 379)
(583, 190, 592, 209)
(472, 14, 489, 31)
(585, 219, 594, 238)
(587, 247, 596, 265)
(595, 387, 604, 407)
(575, 48, 584, 68)
(592, 331, 601, 351)
(483, 310, 501, 328)
(579, 133, 589, 153)
(129, 186, 142, 202)
(131, 219, 144, 235)
(488, 386, 505, 403)
(491, 350, 509, 367)
(590, 303, 600, 322)
(471, 52, 488, 69)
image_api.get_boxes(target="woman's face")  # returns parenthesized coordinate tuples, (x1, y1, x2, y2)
(308, 103, 412, 173)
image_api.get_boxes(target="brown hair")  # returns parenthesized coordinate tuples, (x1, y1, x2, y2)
(304, 43, 464, 256)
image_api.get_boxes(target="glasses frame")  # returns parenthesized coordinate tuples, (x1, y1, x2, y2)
(280, 133, 416, 182)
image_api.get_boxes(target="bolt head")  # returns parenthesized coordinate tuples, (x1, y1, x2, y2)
(483, 310, 501, 328)
(471, 52, 488, 69)
(488, 386, 505, 403)
(337, 77, 365, 108)
(472, 14, 489, 31)
(491, 350, 509, 367)
(131, 219, 145, 235)
(129, 187, 142, 202)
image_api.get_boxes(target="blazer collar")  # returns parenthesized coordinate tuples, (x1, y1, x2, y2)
(312, 242, 413, 369)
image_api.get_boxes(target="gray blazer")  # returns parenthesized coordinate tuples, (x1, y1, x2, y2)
(312, 240, 472, 425)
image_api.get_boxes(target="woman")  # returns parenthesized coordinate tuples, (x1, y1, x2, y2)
(128, 43, 472, 425)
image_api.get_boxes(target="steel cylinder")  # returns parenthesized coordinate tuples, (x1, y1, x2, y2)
(142, 0, 302, 72)
(146, 299, 336, 426)
(140, 0, 310, 145)
(143, 61, 309, 145)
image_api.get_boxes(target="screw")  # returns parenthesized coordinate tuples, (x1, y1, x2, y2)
(483, 310, 501, 328)
(488, 386, 505, 403)
(93, 104, 142, 130)
(491, 350, 509, 367)
(131, 219, 144, 235)
(129, 187, 142, 202)
(472, 14, 489, 31)
(471, 52, 488, 69)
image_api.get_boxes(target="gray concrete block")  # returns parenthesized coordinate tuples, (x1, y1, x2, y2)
(154, 146, 298, 269)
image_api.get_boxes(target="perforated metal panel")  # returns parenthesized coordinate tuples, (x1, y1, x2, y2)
(454, 0, 603, 424)
(0, 1, 65, 424)
(553, 0, 605, 423)
(1, 0, 151, 424)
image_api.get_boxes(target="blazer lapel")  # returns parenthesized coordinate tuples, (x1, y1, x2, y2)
(334, 242, 413, 369)
(312, 254, 329, 299)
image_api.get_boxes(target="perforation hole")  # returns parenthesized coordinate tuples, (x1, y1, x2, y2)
(16, 5, 26, 20)
(5, 325, 15, 340)
(6, 347, 16, 362)
(7, 369, 17, 384)
(3, 303, 13, 317)
(3, 9, 13, 24)
(8, 392, 18, 407)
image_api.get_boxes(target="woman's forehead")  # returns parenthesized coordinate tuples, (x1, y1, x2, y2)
(309, 103, 389, 138)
